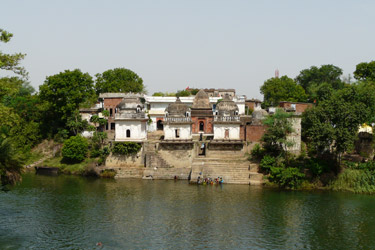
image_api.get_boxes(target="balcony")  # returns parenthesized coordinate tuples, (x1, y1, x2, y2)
(164, 117, 192, 123)
(115, 112, 146, 119)
(214, 116, 240, 122)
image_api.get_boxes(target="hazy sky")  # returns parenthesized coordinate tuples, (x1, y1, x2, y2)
(2, 0, 374, 99)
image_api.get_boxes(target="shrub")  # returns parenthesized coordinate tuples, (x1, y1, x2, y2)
(260, 155, 276, 173)
(62, 136, 88, 163)
(250, 144, 265, 160)
(112, 142, 142, 156)
(331, 169, 375, 193)
(100, 169, 116, 178)
(270, 167, 305, 189)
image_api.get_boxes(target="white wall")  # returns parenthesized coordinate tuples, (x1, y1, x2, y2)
(213, 124, 240, 140)
(164, 124, 192, 140)
(115, 120, 147, 141)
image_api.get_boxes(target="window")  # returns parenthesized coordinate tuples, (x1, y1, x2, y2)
(225, 129, 229, 139)
(126, 129, 131, 138)
(175, 129, 180, 138)
(110, 108, 113, 116)
(199, 121, 204, 131)
(111, 123, 115, 130)
(106, 123, 109, 130)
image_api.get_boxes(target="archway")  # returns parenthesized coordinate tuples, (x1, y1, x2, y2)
(157, 120, 163, 130)
(199, 121, 204, 132)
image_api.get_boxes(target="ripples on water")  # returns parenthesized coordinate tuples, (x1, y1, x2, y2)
(1, 174, 375, 249)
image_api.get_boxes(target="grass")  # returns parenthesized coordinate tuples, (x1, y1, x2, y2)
(41, 156, 97, 175)
(330, 169, 375, 194)
(23, 151, 45, 166)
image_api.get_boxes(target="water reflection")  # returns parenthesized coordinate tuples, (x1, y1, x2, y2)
(1, 174, 375, 249)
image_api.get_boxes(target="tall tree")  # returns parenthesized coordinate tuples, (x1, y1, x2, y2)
(354, 61, 375, 81)
(302, 85, 367, 165)
(295, 64, 344, 102)
(260, 76, 307, 108)
(0, 29, 27, 187)
(39, 69, 95, 134)
(95, 68, 144, 94)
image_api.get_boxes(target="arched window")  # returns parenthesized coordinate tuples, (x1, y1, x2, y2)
(157, 120, 163, 130)
(126, 129, 131, 138)
(199, 121, 204, 132)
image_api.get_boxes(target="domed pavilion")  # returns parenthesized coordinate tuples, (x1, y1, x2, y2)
(213, 94, 241, 140)
(191, 89, 214, 135)
(163, 97, 192, 140)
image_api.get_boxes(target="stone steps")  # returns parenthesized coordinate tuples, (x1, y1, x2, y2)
(190, 157, 263, 185)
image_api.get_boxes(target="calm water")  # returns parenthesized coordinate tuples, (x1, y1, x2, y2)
(1, 174, 375, 250)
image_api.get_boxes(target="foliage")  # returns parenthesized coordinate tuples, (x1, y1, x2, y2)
(39, 69, 95, 134)
(260, 76, 308, 108)
(112, 142, 142, 156)
(302, 86, 368, 163)
(250, 143, 264, 160)
(176, 90, 191, 97)
(269, 167, 305, 189)
(62, 136, 88, 163)
(100, 169, 116, 178)
(331, 169, 375, 194)
(354, 61, 375, 81)
(261, 109, 294, 157)
(66, 110, 88, 135)
(152, 92, 165, 96)
(260, 155, 276, 172)
(0, 137, 23, 187)
(295, 64, 344, 102)
(95, 68, 144, 94)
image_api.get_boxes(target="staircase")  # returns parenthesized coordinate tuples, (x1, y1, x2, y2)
(190, 156, 263, 185)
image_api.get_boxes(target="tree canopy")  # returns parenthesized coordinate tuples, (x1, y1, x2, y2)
(95, 68, 144, 94)
(39, 69, 95, 134)
(295, 64, 344, 102)
(354, 61, 375, 81)
(260, 76, 307, 108)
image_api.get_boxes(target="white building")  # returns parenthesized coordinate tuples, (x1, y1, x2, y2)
(114, 96, 148, 142)
(163, 97, 192, 140)
(144, 94, 245, 132)
(213, 94, 241, 140)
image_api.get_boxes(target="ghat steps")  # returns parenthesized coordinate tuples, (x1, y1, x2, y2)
(190, 157, 263, 185)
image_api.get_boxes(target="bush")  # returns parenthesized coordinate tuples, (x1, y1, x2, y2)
(112, 142, 142, 156)
(62, 136, 88, 163)
(270, 167, 305, 189)
(331, 169, 375, 193)
(250, 144, 265, 160)
(100, 169, 116, 178)
(305, 158, 330, 176)
(260, 155, 276, 173)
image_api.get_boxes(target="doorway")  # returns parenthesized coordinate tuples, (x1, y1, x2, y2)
(157, 120, 163, 130)
(199, 121, 204, 132)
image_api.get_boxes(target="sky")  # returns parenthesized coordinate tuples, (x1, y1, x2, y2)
(1, 0, 374, 99)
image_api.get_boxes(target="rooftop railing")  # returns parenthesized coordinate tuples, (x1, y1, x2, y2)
(164, 117, 192, 123)
(214, 116, 240, 122)
(115, 113, 146, 119)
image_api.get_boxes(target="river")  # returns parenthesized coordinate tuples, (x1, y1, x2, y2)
(1, 173, 375, 249)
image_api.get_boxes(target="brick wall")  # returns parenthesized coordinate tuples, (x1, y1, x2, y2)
(240, 124, 266, 142)
(191, 117, 213, 134)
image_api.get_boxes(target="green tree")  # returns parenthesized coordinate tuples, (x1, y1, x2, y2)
(302, 86, 367, 165)
(95, 68, 144, 94)
(295, 64, 344, 102)
(260, 76, 307, 108)
(0, 29, 30, 187)
(39, 69, 95, 133)
(62, 135, 89, 163)
(261, 109, 294, 157)
(354, 61, 375, 81)
(176, 89, 191, 97)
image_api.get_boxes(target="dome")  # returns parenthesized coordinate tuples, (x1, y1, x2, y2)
(252, 109, 268, 120)
(216, 94, 238, 115)
(192, 89, 211, 109)
(165, 97, 190, 117)
(117, 97, 144, 110)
